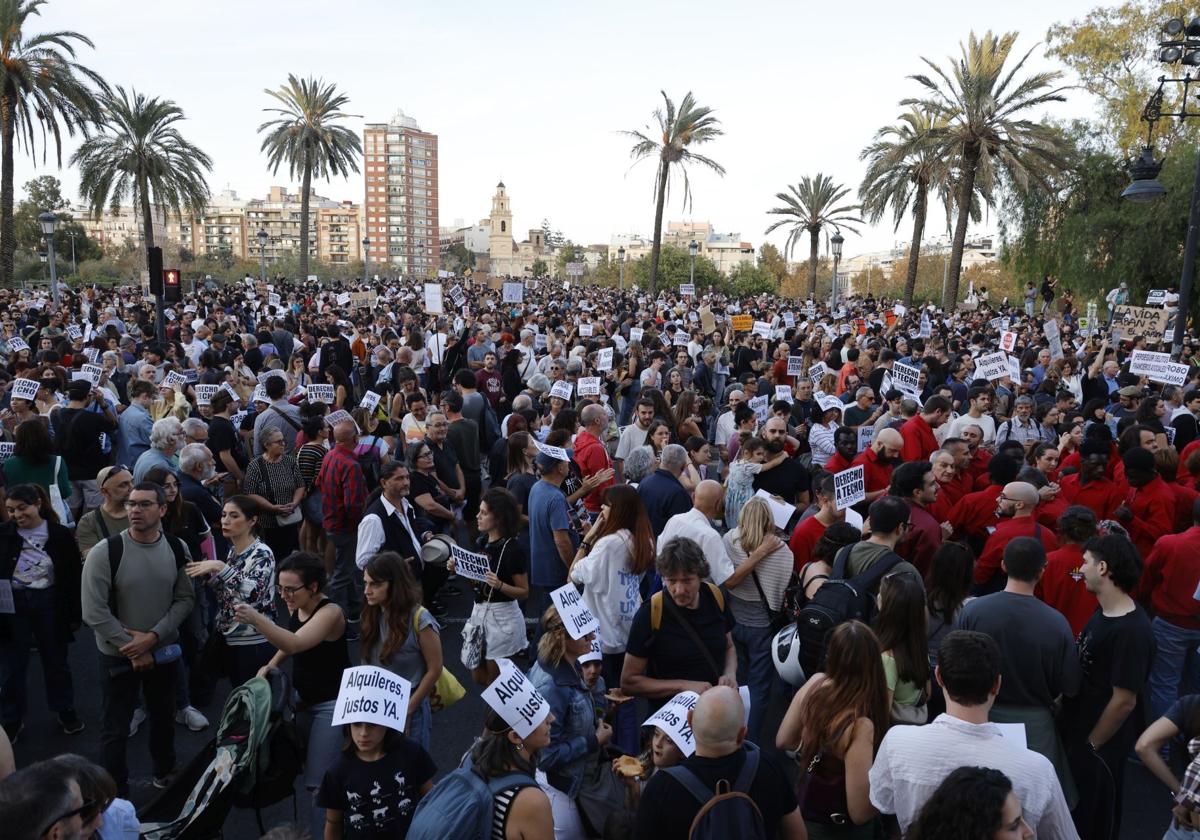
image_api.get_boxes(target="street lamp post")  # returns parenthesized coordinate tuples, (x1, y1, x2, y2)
(830, 232, 845, 310)
(257, 228, 268, 285)
(38, 212, 59, 309)
(689, 240, 698, 287)
(363, 237, 370, 285)
(617, 246, 626, 290)
(1122, 14, 1200, 353)
(68, 231, 77, 276)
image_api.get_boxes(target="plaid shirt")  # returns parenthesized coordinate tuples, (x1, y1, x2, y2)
(315, 444, 367, 533)
(1176, 736, 1200, 811)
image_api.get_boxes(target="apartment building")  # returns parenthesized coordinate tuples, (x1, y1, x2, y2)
(363, 110, 439, 277)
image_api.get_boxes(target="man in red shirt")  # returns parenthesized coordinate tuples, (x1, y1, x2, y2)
(788, 473, 841, 571)
(850, 427, 903, 505)
(1057, 440, 1125, 522)
(899, 395, 952, 463)
(823, 426, 859, 475)
(959, 424, 993, 491)
(973, 481, 1058, 592)
(1034, 505, 1098, 639)
(946, 454, 1023, 547)
(889, 460, 942, 577)
(574, 403, 615, 515)
(1114, 447, 1176, 561)
(1140, 497, 1200, 721)
(927, 450, 960, 522)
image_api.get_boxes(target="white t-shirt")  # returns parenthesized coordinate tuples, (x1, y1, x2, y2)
(614, 423, 650, 461)
(946, 412, 996, 444)
(569, 529, 642, 654)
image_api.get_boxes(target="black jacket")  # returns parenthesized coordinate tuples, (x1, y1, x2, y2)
(0, 519, 82, 643)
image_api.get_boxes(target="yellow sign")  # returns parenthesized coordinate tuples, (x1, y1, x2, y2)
(731, 314, 753, 332)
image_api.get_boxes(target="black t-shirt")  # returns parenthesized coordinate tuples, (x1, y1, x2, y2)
(207, 415, 248, 471)
(751, 456, 810, 504)
(506, 472, 538, 513)
(316, 740, 437, 839)
(472, 536, 528, 603)
(1066, 605, 1156, 750)
(1167, 694, 1200, 739)
(409, 471, 449, 510)
(635, 745, 797, 839)
(53, 406, 117, 480)
(732, 346, 758, 380)
(625, 584, 733, 691)
(429, 440, 461, 490)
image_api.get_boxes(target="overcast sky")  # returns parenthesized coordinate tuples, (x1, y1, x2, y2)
(15, 0, 1102, 261)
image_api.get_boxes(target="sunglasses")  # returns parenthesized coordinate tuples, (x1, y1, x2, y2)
(41, 799, 97, 834)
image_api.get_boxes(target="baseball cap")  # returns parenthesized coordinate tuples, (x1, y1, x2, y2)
(1118, 385, 1141, 397)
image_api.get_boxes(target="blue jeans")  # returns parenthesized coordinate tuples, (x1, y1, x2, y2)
(409, 696, 432, 752)
(1149, 617, 1200, 723)
(0, 586, 74, 723)
(731, 621, 777, 745)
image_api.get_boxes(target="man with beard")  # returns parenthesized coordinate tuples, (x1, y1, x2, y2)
(888, 461, 942, 577)
(851, 427, 903, 504)
(973, 481, 1058, 594)
(899, 395, 952, 462)
(753, 416, 810, 506)
(1058, 440, 1127, 522)
(823, 426, 859, 474)
(947, 385, 997, 444)
(959, 423, 993, 491)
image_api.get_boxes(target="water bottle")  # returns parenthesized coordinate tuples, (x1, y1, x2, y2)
(107, 643, 183, 676)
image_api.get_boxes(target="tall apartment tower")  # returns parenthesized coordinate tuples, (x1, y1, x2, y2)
(362, 110, 439, 278)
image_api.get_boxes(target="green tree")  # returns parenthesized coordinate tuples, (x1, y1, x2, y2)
(907, 30, 1071, 310)
(623, 91, 725, 293)
(13, 175, 97, 264)
(258, 74, 361, 280)
(73, 87, 211, 256)
(764, 174, 863, 299)
(530, 258, 548, 278)
(0, 0, 106, 286)
(441, 242, 474, 274)
(554, 240, 585, 276)
(758, 243, 789, 285)
(859, 107, 953, 307)
(721, 261, 776, 297)
(629, 244, 719, 290)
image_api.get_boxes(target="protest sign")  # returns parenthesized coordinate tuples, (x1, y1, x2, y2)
(66, 324, 82, 341)
(194, 385, 218, 406)
(448, 285, 466, 307)
(1112, 305, 1169, 340)
(579, 323, 594, 337)
(268, 293, 281, 309)
(550, 583, 599, 640)
(307, 384, 336, 404)
(893, 303, 907, 317)
(332, 665, 412, 732)
(731, 314, 753, 332)
(858, 426, 875, 453)
(629, 327, 644, 343)
(11, 378, 40, 402)
(787, 356, 804, 377)
(975, 351, 1010, 382)
(502, 282, 524, 304)
(359, 391, 381, 413)
(7, 336, 29, 352)
(673, 332, 689, 346)
(534, 440, 570, 462)
(596, 347, 614, 372)
(753, 489, 796, 530)
(163, 370, 187, 388)
(221, 383, 240, 404)
(891, 361, 921, 395)
(482, 659, 550, 739)
(642, 691, 700, 756)
(325, 409, 358, 431)
(1044, 319, 1064, 361)
(999, 331, 1017, 353)
(549, 380, 573, 401)
(1147, 289, 1167, 306)
(336, 292, 351, 306)
(0, 442, 13, 462)
(919, 315, 931, 338)
(816, 393, 844, 415)
(752, 321, 772, 338)
(577, 376, 601, 396)
(783, 312, 795, 329)
(809, 361, 828, 385)
(1006, 355, 1022, 384)
(834, 465, 866, 510)
(775, 385, 793, 404)
(1129, 350, 1190, 386)
(449, 544, 492, 584)
(679, 283, 695, 296)
(700, 307, 716, 333)
(423, 283, 443, 314)
(79, 364, 103, 386)
(749, 394, 770, 421)
(534, 334, 548, 350)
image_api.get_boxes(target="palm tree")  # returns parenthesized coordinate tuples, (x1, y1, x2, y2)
(623, 91, 724, 293)
(906, 30, 1070, 309)
(258, 75, 361, 280)
(72, 86, 212, 252)
(859, 107, 949, 307)
(764, 174, 862, 299)
(0, 0, 105, 286)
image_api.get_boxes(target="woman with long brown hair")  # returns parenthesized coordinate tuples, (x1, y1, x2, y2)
(360, 551, 443, 752)
(777, 620, 888, 839)
(875, 570, 930, 724)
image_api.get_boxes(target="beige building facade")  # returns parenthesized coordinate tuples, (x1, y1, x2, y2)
(482, 181, 552, 278)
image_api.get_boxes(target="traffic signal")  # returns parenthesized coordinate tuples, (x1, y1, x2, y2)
(163, 268, 181, 303)
(148, 247, 164, 295)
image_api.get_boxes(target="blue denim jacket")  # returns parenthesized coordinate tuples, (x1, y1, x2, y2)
(527, 656, 598, 797)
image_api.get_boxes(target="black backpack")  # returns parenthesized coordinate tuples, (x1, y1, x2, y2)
(104, 532, 189, 618)
(795, 544, 904, 677)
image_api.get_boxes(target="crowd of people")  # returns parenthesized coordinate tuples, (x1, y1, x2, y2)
(0, 273, 1193, 840)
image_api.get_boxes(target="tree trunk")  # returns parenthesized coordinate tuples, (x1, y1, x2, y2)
(945, 144, 981, 311)
(807, 227, 819, 299)
(903, 183, 928, 307)
(299, 148, 312, 280)
(1, 94, 15, 288)
(138, 172, 155, 249)
(648, 158, 668, 295)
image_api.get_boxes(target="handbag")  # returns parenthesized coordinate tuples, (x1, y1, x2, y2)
(891, 688, 930, 726)
(460, 540, 508, 670)
(797, 719, 855, 826)
(276, 505, 302, 526)
(413, 608, 465, 712)
(750, 568, 787, 633)
(574, 751, 627, 836)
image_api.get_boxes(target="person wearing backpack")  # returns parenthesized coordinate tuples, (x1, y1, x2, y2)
(635, 685, 805, 839)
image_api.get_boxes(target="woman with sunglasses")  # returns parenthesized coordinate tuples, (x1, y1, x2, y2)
(405, 441, 456, 532)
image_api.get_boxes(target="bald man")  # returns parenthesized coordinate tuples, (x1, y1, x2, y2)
(316, 419, 369, 623)
(635, 686, 805, 838)
(973, 481, 1059, 594)
(656, 479, 736, 585)
(852, 427, 904, 503)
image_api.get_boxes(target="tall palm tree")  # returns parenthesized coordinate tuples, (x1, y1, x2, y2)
(0, 0, 105, 286)
(258, 75, 361, 280)
(906, 30, 1070, 309)
(72, 86, 212, 252)
(764, 174, 862, 299)
(623, 91, 724, 293)
(859, 107, 948, 307)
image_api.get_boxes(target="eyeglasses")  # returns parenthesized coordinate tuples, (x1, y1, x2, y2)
(276, 583, 307, 596)
(123, 500, 161, 510)
(40, 799, 96, 834)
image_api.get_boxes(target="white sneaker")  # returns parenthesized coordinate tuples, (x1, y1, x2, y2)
(129, 707, 147, 737)
(174, 706, 209, 732)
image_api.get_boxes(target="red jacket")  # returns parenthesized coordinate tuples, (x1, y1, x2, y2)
(824, 451, 854, 475)
(1125, 476, 1177, 560)
(1169, 482, 1200, 533)
(1140, 526, 1200, 629)
(1057, 473, 1124, 522)
(850, 446, 894, 495)
(1035, 544, 1097, 639)
(1178, 440, 1200, 483)
(974, 516, 1059, 587)
(947, 485, 1004, 541)
(573, 429, 613, 512)
(966, 448, 992, 490)
(896, 501, 942, 578)
(900, 415, 939, 463)
(788, 515, 828, 573)
(1035, 496, 1069, 530)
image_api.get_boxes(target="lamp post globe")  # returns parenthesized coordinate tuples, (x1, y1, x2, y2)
(363, 237, 371, 285)
(256, 228, 268, 285)
(688, 239, 698, 286)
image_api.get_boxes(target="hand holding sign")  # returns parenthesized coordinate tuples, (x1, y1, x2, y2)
(448, 544, 492, 584)
(834, 465, 866, 510)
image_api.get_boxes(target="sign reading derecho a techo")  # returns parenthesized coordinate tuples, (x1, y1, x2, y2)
(834, 465, 866, 511)
(332, 665, 412, 732)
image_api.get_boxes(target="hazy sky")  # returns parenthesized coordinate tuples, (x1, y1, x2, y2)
(15, 0, 1102, 261)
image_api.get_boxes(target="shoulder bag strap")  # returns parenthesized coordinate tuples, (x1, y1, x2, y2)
(830, 543, 854, 581)
(268, 404, 301, 431)
(662, 588, 723, 683)
(733, 742, 760, 793)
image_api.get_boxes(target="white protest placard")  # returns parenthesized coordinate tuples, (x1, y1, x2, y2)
(816, 393, 844, 415)
(809, 361, 828, 385)
(629, 327, 644, 343)
(252, 384, 268, 403)
(268, 293, 281, 309)
(783, 311, 796, 329)
(579, 323, 594, 337)
(194, 384, 218, 406)
(753, 489, 796, 530)
(502, 282, 524, 304)
(82, 347, 99, 364)
(332, 665, 412, 732)
(549, 380, 573, 401)
(163, 370, 187, 388)
(534, 440, 570, 462)
(577, 376, 601, 396)
(975, 351, 1010, 382)
(787, 356, 805, 377)
(551, 583, 599, 640)
(423, 283, 444, 314)
(11, 378, 40, 402)
(534, 334, 548, 351)
(78, 364, 103, 386)
(1006, 355, 1022, 384)
(834, 465, 866, 510)
(857, 426, 875, 453)
(919, 314, 932, 338)
(7, 337, 28, 353)
(482, 659, 551, 739)
(307, 383, 335, 404)
(0, 442, 14, 461)
(679, 283, 695, 297)
(1044, 318, 1064, 361)
(449, 544, 492, 584)
(231, 410, 248, 428)
(256, 368, 287, 384)
(221, 383, 240, 404)
(642, 690, 699, 756)
(752, 320, 772, 338)
(891, 361, 921, 395)
(336, 292, 351, 306)
(1147, 289, 1168, 306)
(1000, 331, 1017, 353)
(749, 394, 769, 422)
(448, 285, 466, 307)
(893, 303, 907, 317)
(673, 332, 689, 347)
(596, 347, 613, 372)
(359, 391, 381, 413)
(325, 409, 358, 430)
(775, 385, 793, 404)
(1129, 350, 1190, 386)
(184, 369, 199, 384)
(66, 324, 82, 341)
